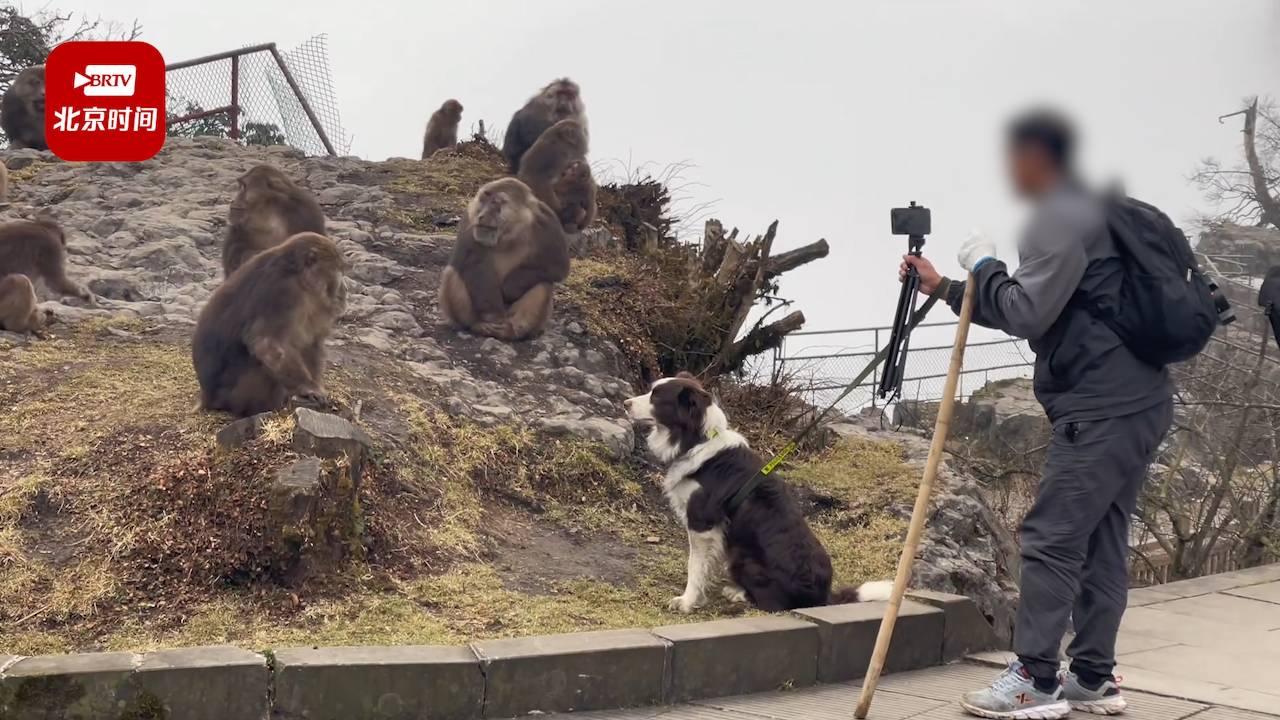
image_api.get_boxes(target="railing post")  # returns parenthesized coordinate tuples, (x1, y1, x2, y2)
(871, 329, 880, 408)
(268, 45, 337, 156)
(229, 54, 241, 141)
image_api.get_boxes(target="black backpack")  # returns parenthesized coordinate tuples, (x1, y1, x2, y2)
(1091, 196, 1220, 367)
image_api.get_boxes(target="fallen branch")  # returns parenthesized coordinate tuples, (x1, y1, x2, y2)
(721, 310, 806, 373)
(764, 239, 829, 279)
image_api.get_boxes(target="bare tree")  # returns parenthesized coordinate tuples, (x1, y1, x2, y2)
(1134, 307, 1280, 581)
(0, 5, 142, 85)
(1192, 96, 1280, 229)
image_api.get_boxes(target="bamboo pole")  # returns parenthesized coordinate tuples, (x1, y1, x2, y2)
(854, 274, 977, 718)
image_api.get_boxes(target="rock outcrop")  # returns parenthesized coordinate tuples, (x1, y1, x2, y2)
(831, 416, 1021, 645)
(1197, 222, 1280, 279)
(895, 377, 1049, 463)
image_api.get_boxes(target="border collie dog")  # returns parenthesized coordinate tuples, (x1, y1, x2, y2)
(625, 372, 892, 613)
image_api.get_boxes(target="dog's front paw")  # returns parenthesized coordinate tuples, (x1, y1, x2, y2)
(668, 594, 699, 614)
(721, 585, 748, 604)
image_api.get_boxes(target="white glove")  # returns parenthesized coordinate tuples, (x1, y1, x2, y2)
(957, 229, 996, 272)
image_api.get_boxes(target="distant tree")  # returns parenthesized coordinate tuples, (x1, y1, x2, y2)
(0, 6, 142, 85)
(166, 101, 231, 139)
(0, 5, 141, 146)
(243, 120, 286, 146)
(1193, 96, 1280, 230)
(166, 101, 288, 148)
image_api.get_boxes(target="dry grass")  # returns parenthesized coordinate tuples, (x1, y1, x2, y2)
(366, 395, 655, 570)
(787, 437, 919, 586)
(361, 139, 507, 232)
(0, 321, 212, 455)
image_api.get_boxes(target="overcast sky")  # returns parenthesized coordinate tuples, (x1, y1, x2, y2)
(65, 0, 1280, 346)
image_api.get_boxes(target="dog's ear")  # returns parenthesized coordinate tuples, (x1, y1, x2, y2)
(675, 370, 697, 381)
(677, 384, 711, 410)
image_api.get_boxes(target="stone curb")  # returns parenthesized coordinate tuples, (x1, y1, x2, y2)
(0, 593, 996, 719)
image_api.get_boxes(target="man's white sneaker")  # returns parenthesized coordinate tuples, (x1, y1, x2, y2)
(960, 661, 1072, 719)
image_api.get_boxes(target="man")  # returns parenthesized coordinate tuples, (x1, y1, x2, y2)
(902, 109, 1172, 719)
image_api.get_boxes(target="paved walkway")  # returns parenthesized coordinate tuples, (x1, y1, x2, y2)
(553, 564, 1280, 720)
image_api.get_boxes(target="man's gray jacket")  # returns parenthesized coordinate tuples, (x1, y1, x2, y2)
(944, 182, 1171, 424)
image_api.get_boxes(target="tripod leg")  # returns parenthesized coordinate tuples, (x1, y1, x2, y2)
(890, 274, 921, 397)
(880, 265, 920, 397)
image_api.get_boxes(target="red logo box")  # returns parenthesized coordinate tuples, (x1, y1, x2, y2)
(45, 41, 166, 162)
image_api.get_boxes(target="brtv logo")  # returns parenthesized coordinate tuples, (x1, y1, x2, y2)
(46, 42, 165, 161)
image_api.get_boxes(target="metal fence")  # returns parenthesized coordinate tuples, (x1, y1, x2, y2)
(164, 35, 351, 156)
(773, 321, 1035, 415)
(774, 253, 1275, 416)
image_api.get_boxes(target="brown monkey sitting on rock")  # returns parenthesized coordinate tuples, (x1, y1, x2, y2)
(0, 274, 49, 334)
(551, 160, 597, 233)
(1, 66, 46, 151)
(517, 119, 589, 214)
(438, 178, 570, 341)
(223, 165, 326, 277)
(422, 99, 463, 159)
(0, 218, 92, 302)
(193, 232, 347, 417)
(502, 78, 587, 173)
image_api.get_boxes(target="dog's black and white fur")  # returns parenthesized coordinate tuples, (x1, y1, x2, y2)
(625, 372, 892, 613)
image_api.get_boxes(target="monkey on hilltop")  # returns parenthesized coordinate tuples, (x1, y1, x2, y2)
(552, 160, 598, 233)
(516, 119, 588, 212)
(502, 78, 587, 173)
(193, 232, 347, 417)
(0, 219, 91, 302)
(438, 178, 569, 341)
(422, 99, 464, 159)
(1, 66, 46, 151)
(223, 165, 326, 277)
(0, 274, 49, 334)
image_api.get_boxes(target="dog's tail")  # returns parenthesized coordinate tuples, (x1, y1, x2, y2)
(829, 580, 894, 605)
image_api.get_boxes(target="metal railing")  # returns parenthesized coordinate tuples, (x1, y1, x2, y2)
(164, 35, 350, 156)
(773, 321, 1035, 414)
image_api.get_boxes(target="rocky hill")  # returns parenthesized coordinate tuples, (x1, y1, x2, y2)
(0, 138, 1016, 654)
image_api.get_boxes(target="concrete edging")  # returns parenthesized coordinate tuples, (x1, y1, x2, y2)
(0, 592, 995, 719)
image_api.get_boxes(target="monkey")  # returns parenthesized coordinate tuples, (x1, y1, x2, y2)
(421, 99, 463, 159)
(550, 160, 597, 233)
(502, 78, 587, 173)
(0, 219, 91, 302)
(0, 274, 48, 334)
(193, 232, 347, 418)
(516, 119, 589, 212)
(438, 178, 570, 341)
(0, 66, 46, 151)
(223, 164, 326, 277)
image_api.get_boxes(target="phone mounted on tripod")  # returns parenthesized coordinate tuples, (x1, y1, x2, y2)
(879, 202, 932, 399)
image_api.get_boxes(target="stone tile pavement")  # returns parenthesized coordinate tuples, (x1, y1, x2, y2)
(550, 564, 1280, 719)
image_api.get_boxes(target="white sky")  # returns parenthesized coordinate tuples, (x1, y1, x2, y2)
(64, 0, 1280, 339)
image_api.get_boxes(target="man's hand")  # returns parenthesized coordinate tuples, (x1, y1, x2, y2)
(957, 229, 996, 271)
(900, 254, 942, 297)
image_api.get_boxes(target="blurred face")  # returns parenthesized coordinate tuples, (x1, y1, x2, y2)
(1006, 142, 1058, 199)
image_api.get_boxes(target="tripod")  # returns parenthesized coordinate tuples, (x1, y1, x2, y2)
(878, 231, 926, 399)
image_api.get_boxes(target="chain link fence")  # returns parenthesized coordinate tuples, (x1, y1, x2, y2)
(164, 35, 350, 156)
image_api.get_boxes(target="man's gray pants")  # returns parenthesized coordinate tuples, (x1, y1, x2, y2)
(1015, 398, 1173, 681)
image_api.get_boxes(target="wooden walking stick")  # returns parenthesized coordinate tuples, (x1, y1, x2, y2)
(854, 274, 977, 719)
